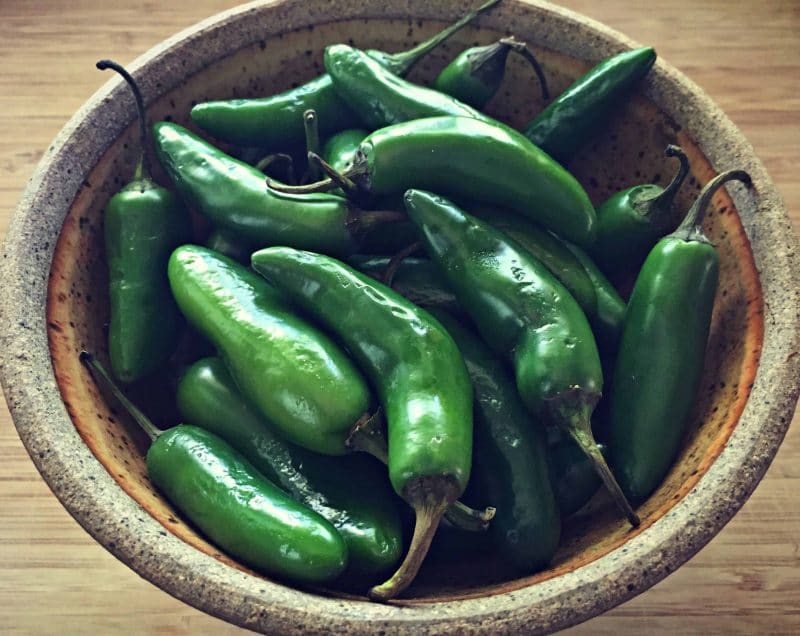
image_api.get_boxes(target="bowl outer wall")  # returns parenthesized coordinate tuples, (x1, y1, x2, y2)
(1, 0, 798, 634)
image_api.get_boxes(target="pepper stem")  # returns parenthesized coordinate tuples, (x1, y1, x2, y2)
(96, 60, 151, 185)
(501, 37, 550, 101)
(383, 0, 502, 76)
(383, 242, 422, 286)
(79, 351, 161, 443)
(267, 158, 364, 196)
(347, 412, 494, 532)
(559, 405, 640, 527)
(369, 477, 459, 601)
(671, 170, 752, 241)
(255, 153, 296, 184)
(302, 110, 321, 183)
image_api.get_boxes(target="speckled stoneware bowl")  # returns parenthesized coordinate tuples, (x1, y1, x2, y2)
(2, 0, 799, 633)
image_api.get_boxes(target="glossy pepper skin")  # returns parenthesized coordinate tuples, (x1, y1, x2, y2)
(321, 128, 370, 172)
(590, 145, 691, 275)
(177, 357, 403, 577)
(607, 171, 751, 504)
(153, 122, 367, 257)
(405, 189, 639, 526)
(338, 117, 596, 247)
(81, 354, 347, 584)
(349, 256, 458, 310)
(429, 308, 560, 571)
(433, 36, 548, 110)
(524, 47, 657, 164)
(189, 0, 500, 148)
(205, 228, 252, 265)
(325, 44, 485, 129)
(167, 245, 371, 455)
(251, 247, 472, 601)
(98, 60, 192, 383)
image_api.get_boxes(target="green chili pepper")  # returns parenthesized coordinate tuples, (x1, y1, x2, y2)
(153, 122, 404, 257)
(251, 247, 473, 601)
(97, 61, 191, 383)
(607, 170, 752, 504)
(325, 43, 486, 129)
(205, 228, 253, 265)
(590, 145, 691, 275)
(176, 357, 403, 578)
(167, 245, 371, 455)
(433, 36, 549, 109)
(349, 256, 458, 310)
(279, 116, 596, 247)
(523, 47, 657, 164)
(189, 0, 500, 148)
(80, 352, 348, 583)
(321, 128, 370, 172)
(547, 428, 603, 518)
(404, 189, 639, 527)
(428, 308, 560, 571)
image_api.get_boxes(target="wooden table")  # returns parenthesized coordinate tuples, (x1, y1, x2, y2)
(1, 1, 797, 633)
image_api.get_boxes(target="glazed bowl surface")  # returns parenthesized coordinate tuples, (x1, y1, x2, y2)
(1, 1, 798, 634)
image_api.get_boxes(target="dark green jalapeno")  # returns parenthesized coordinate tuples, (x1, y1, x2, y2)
(279, 116, 597, 247)
(153, 122, 404, 257)
(81, 353, 348, 583)
(547, 428, 603, 518)
(325, 43, 486, 129)
(189, 0, 500, 148)
(349, 255, 458, 310)
(429, 308, 560, 571)
(404, 189, 639, 527)
(322, 128, 370, 172)
(98, 61, 191, 383)
(251, 247, 473, 601)
(433, 36, 548, 109)
(168, 245, 371, 456)
(523, 47, 657, 164)
(607, 170, 752, 504)
(590, 145, 691, 275)
(176, 357, 403, 578)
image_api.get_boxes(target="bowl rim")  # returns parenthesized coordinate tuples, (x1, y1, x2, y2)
(2, 0, 799, 633)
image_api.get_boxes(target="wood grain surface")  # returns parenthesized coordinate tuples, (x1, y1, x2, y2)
(1, 1, 798, 634)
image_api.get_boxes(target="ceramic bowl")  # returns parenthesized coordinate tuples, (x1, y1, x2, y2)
(2, 0, 799, 633)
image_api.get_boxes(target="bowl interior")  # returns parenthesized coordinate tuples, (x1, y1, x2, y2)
(46, 16, 763, 602)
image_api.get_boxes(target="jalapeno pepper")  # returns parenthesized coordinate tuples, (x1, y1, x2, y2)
(547, 428, 603, 517)
(404, 189, 639, 526)
(321, 128, 370, 172)
(205, 228, 252, 265)
(177, 357, 403, 578)
(189, 0, 500, 148)
(607, 170, 752, 504)
(433, 36, 548, 109)
(349, 256, 458, 310)
(81, 353, 348, 583)
(590, 145, 691, 275)
(153, 122, 403, 257)
(168, 245, 371, 455)
(97, 61, 191, 383)
(250, 247, 473, 601)
(523, 46, 657, 164)
(428, 308, 560, 571)
(278, 116, 596, 247)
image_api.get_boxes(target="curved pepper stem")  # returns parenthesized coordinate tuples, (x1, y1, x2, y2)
(671, 169, 753, 242)
(656, 145, 691, 206)
(383, 242, 422, 286)
(381, 0, 502, 76)
(500, 37, 549, 101)
(255, 152, 296, 184)
(80, 351, 161, 443)
(96, 60, 151, 185)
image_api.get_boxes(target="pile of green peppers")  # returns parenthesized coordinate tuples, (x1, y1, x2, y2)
(85, 0, 753, 603)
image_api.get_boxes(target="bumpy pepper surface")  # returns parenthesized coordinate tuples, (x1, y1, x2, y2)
(168, 245, 371, 455)
(404, 189, 638, 526)
(98, 61, 192, 383)
(189, 0, 500, 147)
(251, 247, 473, 601)
(523, 46, 657, 164)
(81, 353, 348, 583)
(607, 170, 752, 504)
(177, 357, 403, 577)
(429, 308, 560, 571)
